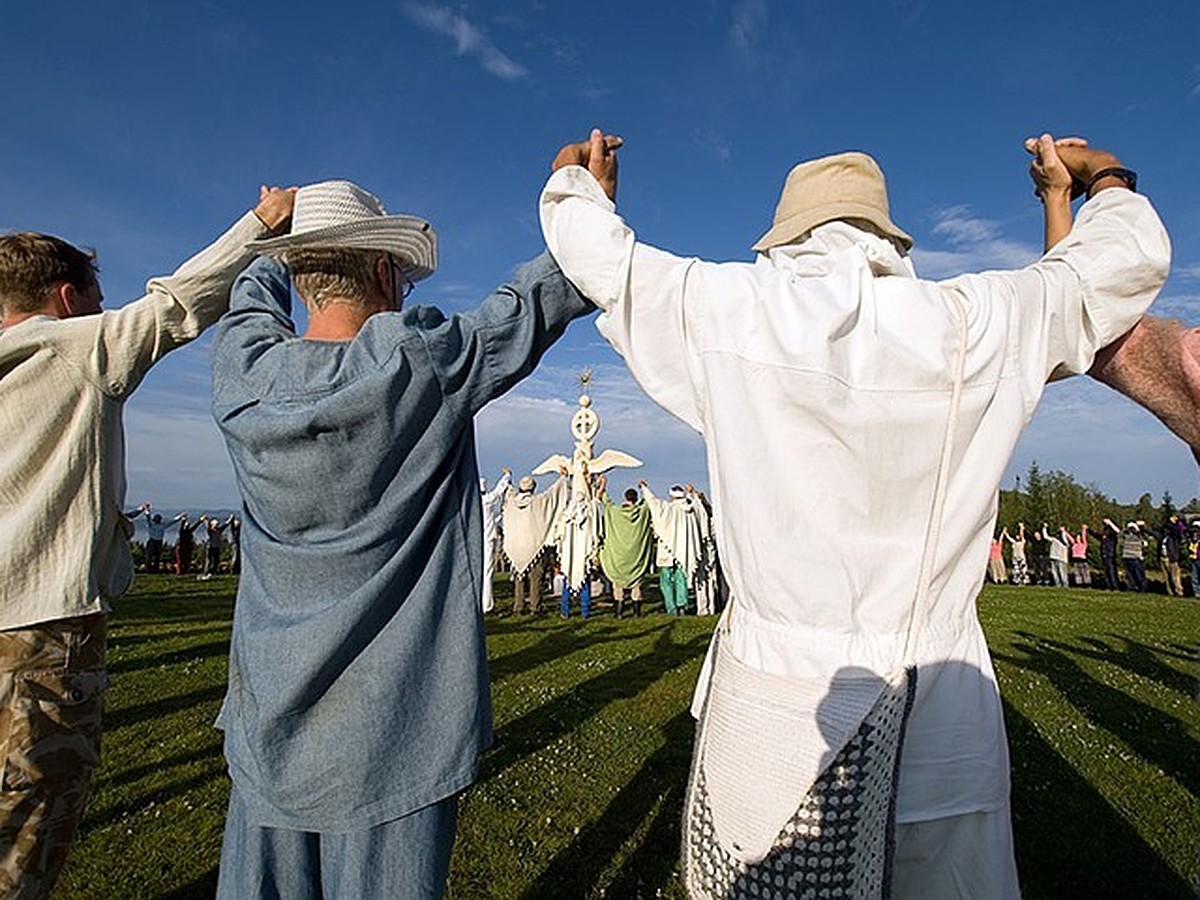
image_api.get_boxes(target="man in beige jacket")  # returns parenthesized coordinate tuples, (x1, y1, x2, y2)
(0, 185, 293, 898)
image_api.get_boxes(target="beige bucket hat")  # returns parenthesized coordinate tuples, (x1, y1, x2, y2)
(249, 180, 438, 281)
(751, 152, 912, 253)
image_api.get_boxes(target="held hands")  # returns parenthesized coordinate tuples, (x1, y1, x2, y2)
(1024, 135, 1124, 200)
(551, 128, 623, 201)
(1025, 134, 1078, 201)
(254, 185, 298, 234)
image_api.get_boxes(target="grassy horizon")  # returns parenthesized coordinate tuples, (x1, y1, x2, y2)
(51, 576, 1200, 899)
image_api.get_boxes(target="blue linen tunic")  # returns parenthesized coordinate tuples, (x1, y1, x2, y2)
(210, 253, 592, 830)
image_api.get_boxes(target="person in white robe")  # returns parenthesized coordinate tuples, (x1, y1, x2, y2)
(642, 482, 719, 615)
(539, 129, 1169, 898)
(479, 469, 510, 613)
(553, 472, 604, 617)
(502, 472, 568, 614)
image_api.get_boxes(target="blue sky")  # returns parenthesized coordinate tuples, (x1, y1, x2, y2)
(3, 1, 1199, 509)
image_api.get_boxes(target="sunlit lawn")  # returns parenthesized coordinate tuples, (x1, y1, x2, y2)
(53, 577, 1200, 899)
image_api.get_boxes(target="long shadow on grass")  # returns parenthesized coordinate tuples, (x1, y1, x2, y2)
(105, 638, 231, 676)
(161, 871, 219, 900)
(480, 626, 710, 783)
(1004, 697, 1192, 899)
(81, 762, 228, 834)
(1071, 634, 1200, 698)
(487, 621, 664, 684)
(996, 633, 1200, 799)
(104, 684, 226, 732)
(521, 710, 694, 898)
(106, 623, 231, 651)
(97, 736, 225, 791)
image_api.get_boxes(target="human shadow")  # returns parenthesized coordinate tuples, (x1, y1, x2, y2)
(480, 627, 711, 784)
(103, 683, 226, 732)
(996, 633, 1200, 799)
(520, 710, 695, 898)
(1004, 696, 1192, 898)
(97, 736, 225, 791)
(105, 638, 231, 676)
(487, 620, 676, 685)
(516, 651, 1192, 898)
(161, 870, 219, 900)
(83, 762, 228, 834)
(1072, 633, 1200, 698)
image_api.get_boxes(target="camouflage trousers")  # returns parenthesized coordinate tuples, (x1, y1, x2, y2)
(0, 615, 106, 900)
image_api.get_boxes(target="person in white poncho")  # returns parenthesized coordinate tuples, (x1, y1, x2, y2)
(641, 482, 719, 616)
(502, 471, 568, 615)
(539, 129, 1169, 898)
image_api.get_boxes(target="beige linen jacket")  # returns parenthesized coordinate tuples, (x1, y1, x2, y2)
(0, 212, 267, 629)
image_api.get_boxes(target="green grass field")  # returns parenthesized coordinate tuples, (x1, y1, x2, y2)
(52, 577, 1200, 899)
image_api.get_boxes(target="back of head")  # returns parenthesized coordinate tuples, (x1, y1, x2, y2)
(249, 180, 438, 314)
(0, 232, 97, 316)
(751, 152, 912, 254)
(284, 247, 383, 312)
(624, 488, 639, 504)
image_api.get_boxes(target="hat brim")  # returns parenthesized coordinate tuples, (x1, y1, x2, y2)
(751, 201, 912, 253)
(248, 215, 438, 282)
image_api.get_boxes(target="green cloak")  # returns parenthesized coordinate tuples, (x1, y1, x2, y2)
(598, 493, 656, 589)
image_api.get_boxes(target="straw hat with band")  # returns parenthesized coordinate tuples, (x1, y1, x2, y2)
(751, 152, 912, 253)
(249, 180, 438, 282)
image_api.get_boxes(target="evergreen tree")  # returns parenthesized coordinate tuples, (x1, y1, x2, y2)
(1160, 489, 1176, 526)
(1025, 461, 1047, 527)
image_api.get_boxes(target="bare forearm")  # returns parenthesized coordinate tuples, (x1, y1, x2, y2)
(1042, 189, 1073, 252)
(1089, 316, 1200, 460)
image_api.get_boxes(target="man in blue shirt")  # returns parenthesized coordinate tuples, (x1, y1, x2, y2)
(209, 176, 606, 897)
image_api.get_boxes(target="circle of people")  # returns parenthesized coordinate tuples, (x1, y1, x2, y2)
(122, 503, 241, 578)
(988, 516, 1200, 596)
(1, 126, 1183, 899)
(482, 470, 722, 619)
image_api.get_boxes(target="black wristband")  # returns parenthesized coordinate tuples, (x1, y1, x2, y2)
(1087, 167, 1137, 198)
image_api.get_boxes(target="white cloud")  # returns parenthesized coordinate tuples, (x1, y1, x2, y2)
(912, 206, 1041, 278)
(475, 360, 709, 493)
(931, 205, 1000, 245)
(1147, 290, 1200, 321)
(729, 0, 768, 49)
(403, 4, 529, 81)
(1174, 264, 1200, 281)
(694, 127, 733, 163)
(124, 404, 239, 511)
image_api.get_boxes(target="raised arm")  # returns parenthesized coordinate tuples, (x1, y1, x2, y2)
(1088, 317, 1200, 462)
(541, 131, 708, 432)
(1025, 134, 1081, 252)
(1025, 138, 1200, 461)
(484, 470, 512, 507)
(92, 187, 294, 397)
(418, 253, 594, 416)
(970, 135, 1169, 414)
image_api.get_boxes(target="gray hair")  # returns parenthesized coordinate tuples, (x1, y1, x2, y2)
(283, 247, 382, 311)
